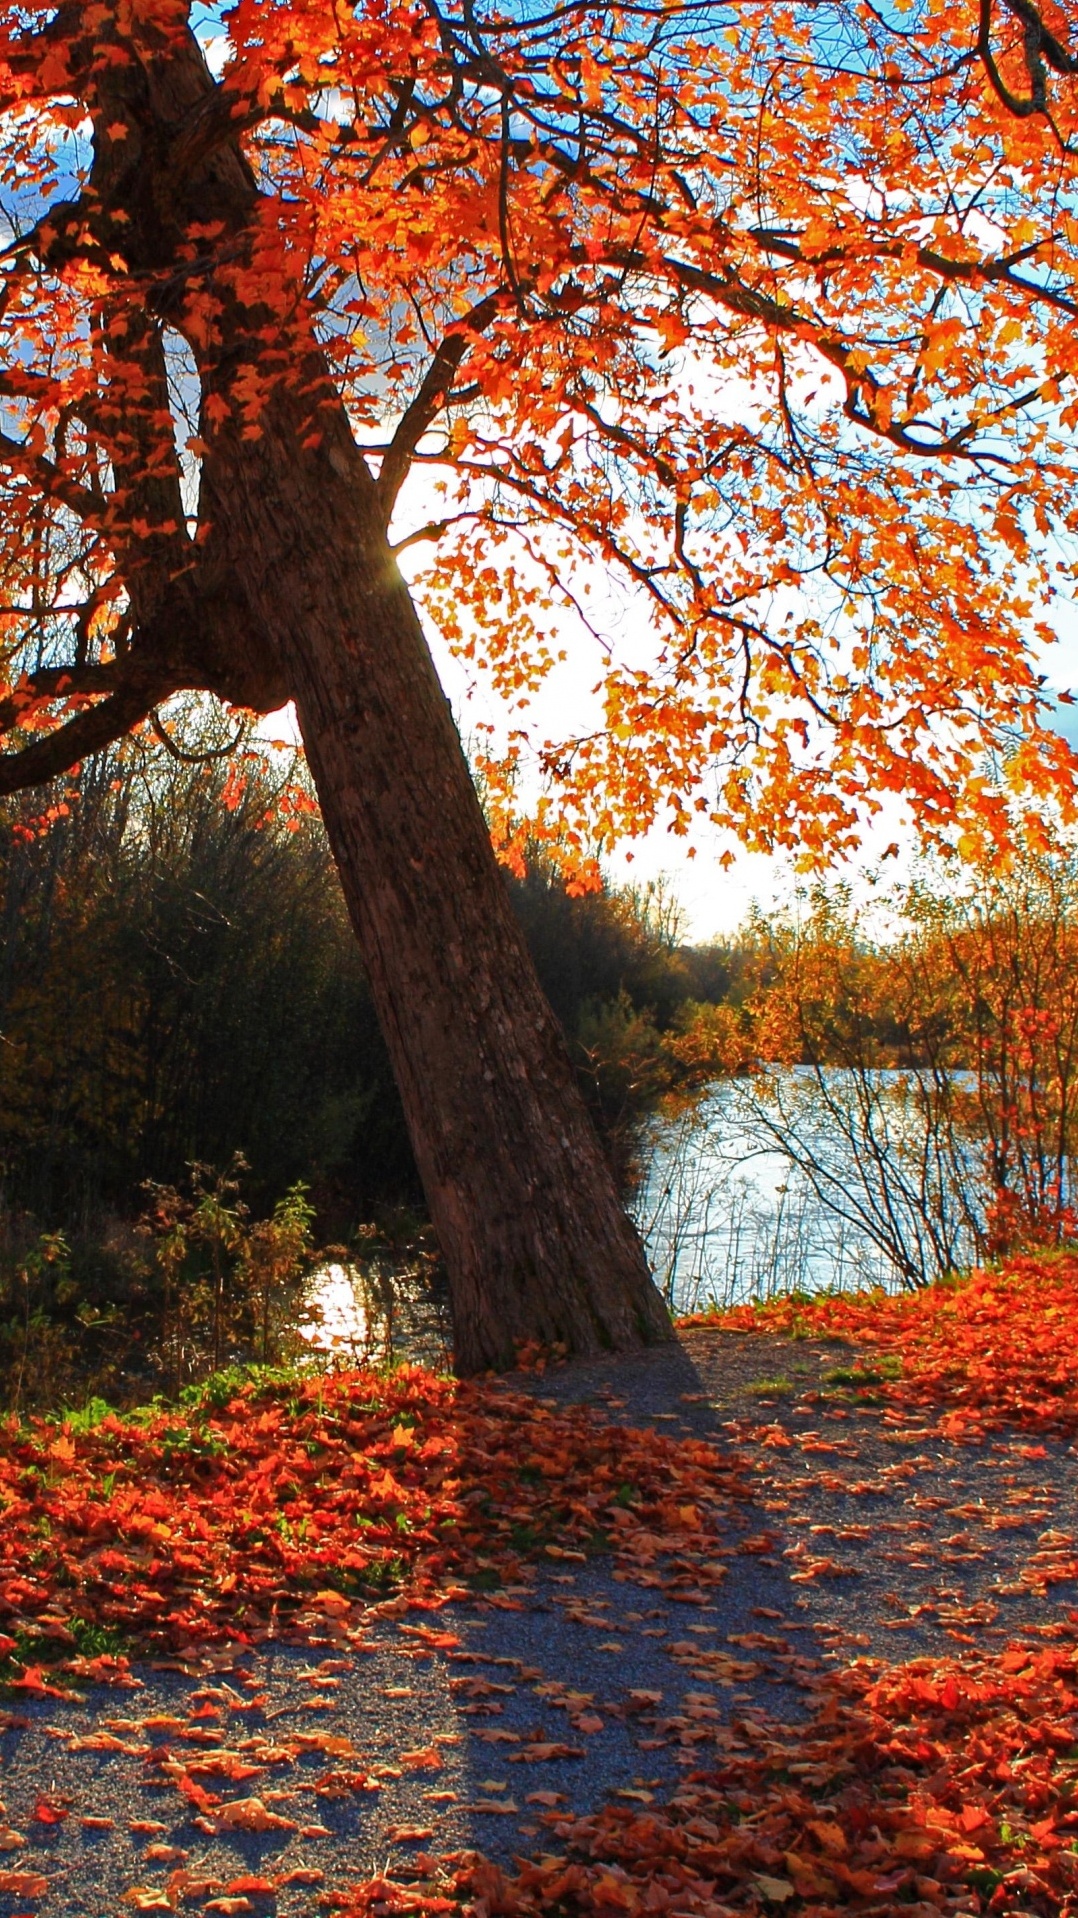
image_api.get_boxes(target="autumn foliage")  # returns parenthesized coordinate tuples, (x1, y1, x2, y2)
(0, 1366, 745, 1664)
(0, 0, 1074, 859)
(693, 1249, 1078, 1439)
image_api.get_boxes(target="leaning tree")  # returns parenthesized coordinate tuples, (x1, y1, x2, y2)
(0, 0, 1075, 1368)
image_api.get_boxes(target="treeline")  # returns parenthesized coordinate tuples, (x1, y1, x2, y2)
(735, 859, 1078, 1263)
(0, 707, 745, 1236)
(8, 705, 1070, 1404)
(6, 714, 1073, 1270)
(1, 712, 758, 1405)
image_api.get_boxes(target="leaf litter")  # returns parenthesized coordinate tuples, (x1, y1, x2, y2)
(2, 1253, 1078, 1911)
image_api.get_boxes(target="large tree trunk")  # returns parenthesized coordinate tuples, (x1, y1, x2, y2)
(60, 5, 672, 1374)
(199, 371, 672, 1373)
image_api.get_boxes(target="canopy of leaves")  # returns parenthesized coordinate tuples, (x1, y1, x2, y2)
(0, 0, 1075, 867)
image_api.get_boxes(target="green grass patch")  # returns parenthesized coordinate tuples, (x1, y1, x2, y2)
(823, 1355, 903, 1388)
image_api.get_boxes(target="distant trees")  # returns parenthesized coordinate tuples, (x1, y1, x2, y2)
(0, 721, 735, 1230)
(0, 712, 404, 1226)
(745, 851, 1078, 1274)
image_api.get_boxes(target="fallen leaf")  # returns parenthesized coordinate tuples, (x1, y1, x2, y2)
(213, 1797, 297, 1832)
(31, 1798, 67, 1825)
(754, 1874, 796, 1904)
(0, 1870, 49, 1898)
(310, 1590, 351, 1616)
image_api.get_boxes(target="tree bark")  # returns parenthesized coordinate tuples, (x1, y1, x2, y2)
(198, 384, 672, 1372)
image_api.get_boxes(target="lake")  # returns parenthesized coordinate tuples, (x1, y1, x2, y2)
(302, 1066, 993, 1351)
(634, 1068, 987, 1313)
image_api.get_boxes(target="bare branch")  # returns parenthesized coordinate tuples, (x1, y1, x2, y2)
(150, 709, 248, 764)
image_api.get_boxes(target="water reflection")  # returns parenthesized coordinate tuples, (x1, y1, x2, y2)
(299, 1255, 452, 1369)
(301, 1070, 988, 1349)
(634, 1069, 986, 1315)
(297, 1261, 372, 1357)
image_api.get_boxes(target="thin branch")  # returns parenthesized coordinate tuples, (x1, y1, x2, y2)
(150, 709, 248, 764)
(0, 427, 101, 524)
(389, 509, 484, 553)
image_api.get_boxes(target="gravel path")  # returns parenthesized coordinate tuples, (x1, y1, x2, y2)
(2, 1324, 1075, 1914)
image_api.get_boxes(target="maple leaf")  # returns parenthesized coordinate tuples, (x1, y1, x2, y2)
(753, 1874, 796, 1904)
(400, 1746, 444, 1771)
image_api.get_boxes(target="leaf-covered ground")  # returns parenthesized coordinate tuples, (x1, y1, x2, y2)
(694, 1248, 1078, 1438)
(2, 1253, 1078, 1915)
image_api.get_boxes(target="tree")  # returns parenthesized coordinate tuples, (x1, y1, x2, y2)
(738, 852, 1078, 1287)
(0, 0, 1075, 1367)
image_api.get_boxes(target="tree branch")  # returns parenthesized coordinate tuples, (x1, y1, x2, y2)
(0, 666, 187, 797)
(0, 425, 101, 524)
(167, 81, 282, 180)
(375, 294, 502, 525)
(150, 709, 248, 764)
(0, 660, 127, 737)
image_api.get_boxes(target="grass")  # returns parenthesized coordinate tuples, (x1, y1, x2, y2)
(823, 1354, 904, 1388)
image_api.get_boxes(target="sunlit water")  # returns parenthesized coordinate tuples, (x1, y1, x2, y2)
(301, 1070, 998, 1345)
(635, 1070, 989, 1313)
(299, 1255, 451, 1368)
(297, 1262, 371, 1355)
